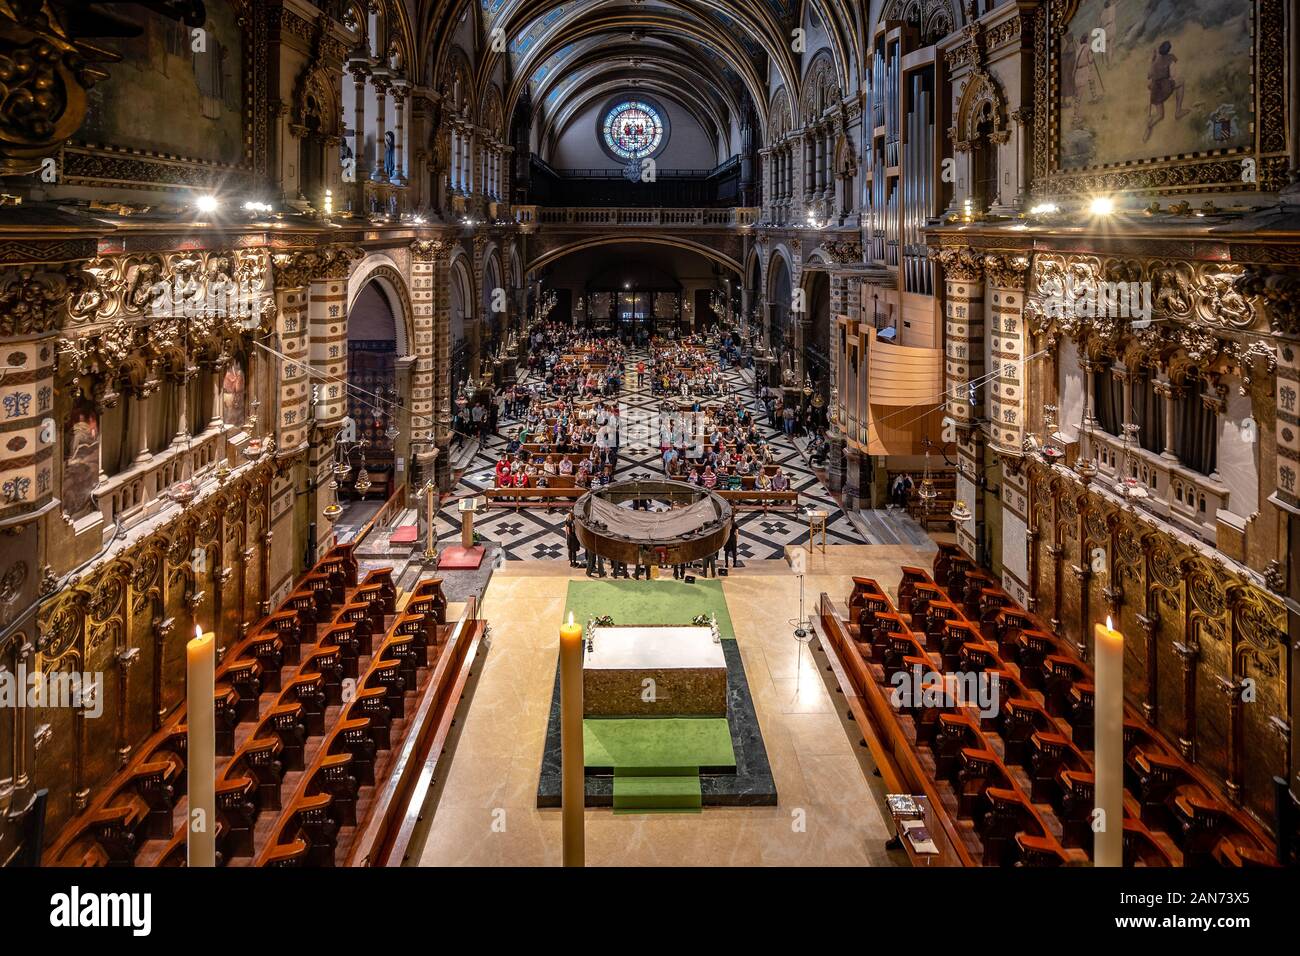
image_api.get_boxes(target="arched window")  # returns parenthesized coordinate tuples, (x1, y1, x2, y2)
(973, 102, 999, 211)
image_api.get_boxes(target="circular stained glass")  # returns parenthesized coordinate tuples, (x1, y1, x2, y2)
(600, 98, 668, 162)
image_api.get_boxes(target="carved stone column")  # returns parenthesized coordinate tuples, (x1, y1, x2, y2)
(391, 80, 409, 185)
(371, 71, 391, 184)
(1156, 379, 1180, 461)
(411, 238, 453, 490)
(348, 60, 370, 205)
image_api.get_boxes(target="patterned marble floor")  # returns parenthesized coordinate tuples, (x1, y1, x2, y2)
(434, 350, 922, 561)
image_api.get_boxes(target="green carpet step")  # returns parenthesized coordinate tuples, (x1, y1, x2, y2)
(612, 771, 702, 812)
(583, 717, 736, 772)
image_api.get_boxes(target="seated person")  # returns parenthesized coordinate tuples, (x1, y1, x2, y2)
(495, 457, 513, 486)
(726, 473, 743, 491)
(558, 456, 574, 477)
(702, 466, 718, 489)
(756, 471, 773, 491)
(543, 454, 559, 476)
(687, 467, 701, 485)
(771, 469, 790, 491)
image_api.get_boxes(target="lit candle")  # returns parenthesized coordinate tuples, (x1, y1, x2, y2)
(559, 611, 585, 867)
(1093, 616, 1124, 867)
(187, 625, 217, 867)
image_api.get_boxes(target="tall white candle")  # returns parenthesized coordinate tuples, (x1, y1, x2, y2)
(559, 611, 585, 866)
(1093, 616, 1124, 867)
(187, 625, 217, 867)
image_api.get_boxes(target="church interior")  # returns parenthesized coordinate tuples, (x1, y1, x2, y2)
(1, 0, 1298, 882)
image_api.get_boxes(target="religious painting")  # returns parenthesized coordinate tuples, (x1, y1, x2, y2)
(78, 3, 246, 167)
(63, 403, 100, 520)
(221, 357, 247, 428)
(1057, 0, 1253, 170)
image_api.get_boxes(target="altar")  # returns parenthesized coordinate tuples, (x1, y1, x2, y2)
(583, 626, 728, 717)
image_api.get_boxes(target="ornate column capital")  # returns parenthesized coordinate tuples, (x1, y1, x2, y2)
(983, 253, 1031, 290)
(931, 245, 983, 283)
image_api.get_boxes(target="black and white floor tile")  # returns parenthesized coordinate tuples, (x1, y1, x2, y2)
(433, 350, 925, 561)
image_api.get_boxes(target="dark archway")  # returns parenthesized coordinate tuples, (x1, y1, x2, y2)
(345, 281, 399, 498)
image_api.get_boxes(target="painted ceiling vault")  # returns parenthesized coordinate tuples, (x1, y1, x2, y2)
(422, 0, 864, 142)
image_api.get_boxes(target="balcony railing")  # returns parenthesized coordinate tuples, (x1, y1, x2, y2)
(526, 154, 741, 207)
(524, 206, 756, 227)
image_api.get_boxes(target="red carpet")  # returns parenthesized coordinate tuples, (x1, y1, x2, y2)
(438, 545, 485, 569)
(389, 525, 418, 544)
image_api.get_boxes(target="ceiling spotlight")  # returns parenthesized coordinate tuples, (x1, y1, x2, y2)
(1088, 196, 1115, 216)
(195, 195, 220, 215)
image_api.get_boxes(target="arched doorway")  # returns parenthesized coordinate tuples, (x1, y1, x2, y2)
(345, 281, 400, 500)
(449, 257, 472, 393)
(481, 253, 503, 364)
(766, 253, 792, 383)
(806, 270, 830, 394)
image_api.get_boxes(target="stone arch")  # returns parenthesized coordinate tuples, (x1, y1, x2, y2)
(887, 0, 959, 47)
(769, 86, 794, 139)
(953, 69, 1009, 150)
(801, 49, 840, 120)
(526, 235, 742, 278)
(481, 245, 505, 340)
(347, 255, 413, 357)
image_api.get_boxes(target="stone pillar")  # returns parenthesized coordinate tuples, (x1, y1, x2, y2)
(348, 61, 369, 206)
(172, 367, 191, 445)
(935, 246, 985, 559)
(935, 247, 985, 432)
(1156, 379, 1179, 460)
(308, 274, 349, 429)
(411, 238, 454, 490)
(984, 254, 1030, 457)
(371, 73, 390, 183)
(453, 128, 463, 193)
(125, 388, 148, 464)
(842, 447, 872, 510)
(815, 128, 827, 195)
(391, 81, 408, 184)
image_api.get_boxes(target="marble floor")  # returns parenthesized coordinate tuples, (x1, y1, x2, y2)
(433, 351, 932, 562)
(411, 544, 935, 866)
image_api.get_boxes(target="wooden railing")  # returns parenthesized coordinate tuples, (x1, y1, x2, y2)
(351, 481, 408, 548)
(349, 595, 485, 866)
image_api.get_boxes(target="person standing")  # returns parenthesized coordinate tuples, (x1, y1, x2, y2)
(724, 521, 739, 568)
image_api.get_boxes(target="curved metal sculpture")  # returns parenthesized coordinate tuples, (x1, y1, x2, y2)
(572, 479, 732, 566)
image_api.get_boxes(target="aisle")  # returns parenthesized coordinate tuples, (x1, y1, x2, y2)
(432, 346, 870, 560)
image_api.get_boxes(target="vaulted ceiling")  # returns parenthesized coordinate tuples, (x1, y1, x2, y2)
(415, 0, 866, 145)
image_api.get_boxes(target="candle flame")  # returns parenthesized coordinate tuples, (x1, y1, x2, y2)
(1106, 615, 1113, 631)
(567, 611, 574, 626)
(195, 624, 203, 640)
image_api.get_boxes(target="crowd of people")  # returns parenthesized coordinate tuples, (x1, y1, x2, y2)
(490, 325, 628, 493)
(477, 325, 827, 505)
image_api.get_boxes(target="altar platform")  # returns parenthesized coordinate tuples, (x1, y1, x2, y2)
(583, 625, 727, 717)
(537, 579, 776, 809)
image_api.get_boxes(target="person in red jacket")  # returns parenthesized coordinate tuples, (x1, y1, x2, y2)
(495, 456, 512, 487)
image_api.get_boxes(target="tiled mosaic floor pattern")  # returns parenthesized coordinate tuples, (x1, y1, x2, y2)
(435, 351, 919, 561)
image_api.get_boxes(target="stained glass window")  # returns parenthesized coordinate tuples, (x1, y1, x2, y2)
(601, 99, 666, 161)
